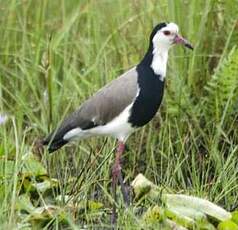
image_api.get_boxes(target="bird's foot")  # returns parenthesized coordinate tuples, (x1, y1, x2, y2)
(111, 209, 117, 226)
(118, 173, 130, 207)
(111, 161, 120, 225)
(111, 141, 127, 225)
(111, 174, 131, 226)
(112, 161, 130, 205)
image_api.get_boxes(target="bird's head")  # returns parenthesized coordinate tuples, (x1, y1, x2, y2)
(150, 22, 193, 51)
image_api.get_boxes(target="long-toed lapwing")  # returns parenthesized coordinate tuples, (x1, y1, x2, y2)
(43, 22, 193, 223)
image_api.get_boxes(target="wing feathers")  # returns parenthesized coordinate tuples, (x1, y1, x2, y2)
(43, 67, 138, 152)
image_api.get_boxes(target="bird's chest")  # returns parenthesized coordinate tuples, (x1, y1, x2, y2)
(129, 69, 164, 127)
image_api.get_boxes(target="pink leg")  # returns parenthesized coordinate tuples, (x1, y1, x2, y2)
(111, 141, 130, 224)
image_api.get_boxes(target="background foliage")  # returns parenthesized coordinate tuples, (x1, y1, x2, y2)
(0, 0, 238, 228)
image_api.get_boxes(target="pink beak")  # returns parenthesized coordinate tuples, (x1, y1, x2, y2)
(174, 34, 193, 50)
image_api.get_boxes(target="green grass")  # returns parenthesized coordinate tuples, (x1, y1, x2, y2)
(0, 0, 238, 229)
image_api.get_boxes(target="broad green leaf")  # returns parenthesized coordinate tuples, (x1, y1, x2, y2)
(232, 211, 238, 225)
(21, 153, 47, 176)
(0, 159, 15, 178)
(218, 220, 238, 230)
(16, 194, 35, 213)
(163, 194, 232, 221)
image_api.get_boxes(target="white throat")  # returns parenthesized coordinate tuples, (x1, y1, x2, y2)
(151, 47, 168, 81)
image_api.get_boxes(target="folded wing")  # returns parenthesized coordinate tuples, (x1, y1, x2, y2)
(43, 67, 138, 152)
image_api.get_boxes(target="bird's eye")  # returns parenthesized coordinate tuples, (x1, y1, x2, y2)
(163, 30, 171, 36)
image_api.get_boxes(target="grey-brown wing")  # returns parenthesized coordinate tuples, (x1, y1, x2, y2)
(79, 67, 138, 126)
(44, 67, 138, 147)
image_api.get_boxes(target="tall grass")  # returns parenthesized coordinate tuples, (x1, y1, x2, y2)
(0, 0, 237, 228)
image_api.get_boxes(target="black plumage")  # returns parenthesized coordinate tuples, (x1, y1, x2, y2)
(129, 65, 164, 127)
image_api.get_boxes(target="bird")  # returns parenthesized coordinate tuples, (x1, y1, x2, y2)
(42, 22, 193, 223)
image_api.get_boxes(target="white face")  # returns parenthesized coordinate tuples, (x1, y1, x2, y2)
(152, 23, 179, 50)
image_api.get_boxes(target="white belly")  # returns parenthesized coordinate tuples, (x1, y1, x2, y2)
(63, 104, 135, 142)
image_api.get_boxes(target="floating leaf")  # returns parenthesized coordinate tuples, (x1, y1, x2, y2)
(166, 205, 206, 220)
(163, 194, 232, 222)
(132, 173, 232, 228)
(165, 208, 195, 228)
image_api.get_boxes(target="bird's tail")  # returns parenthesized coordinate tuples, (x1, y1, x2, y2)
(43, 110, 83, 153)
